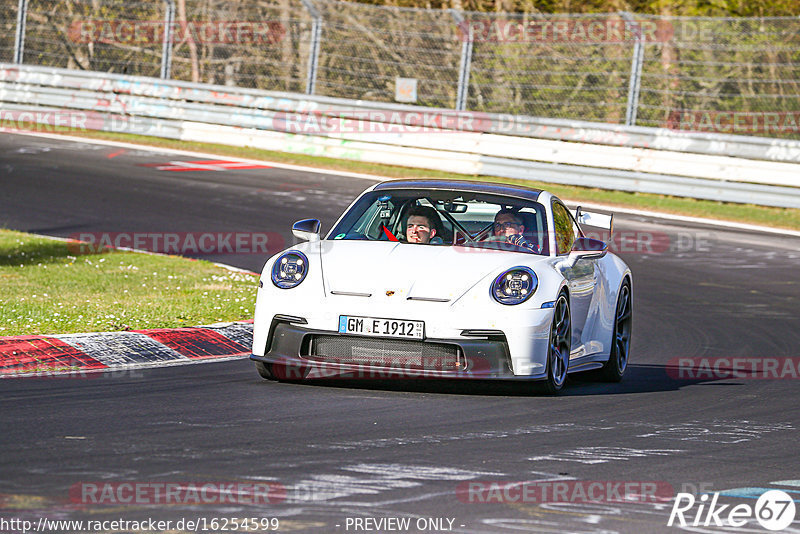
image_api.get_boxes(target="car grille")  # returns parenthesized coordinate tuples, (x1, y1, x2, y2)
(306, 335, 465, 371)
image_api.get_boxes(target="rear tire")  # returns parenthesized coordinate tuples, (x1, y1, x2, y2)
(543, 293, 571, 394)
(601, 278, 632, 382)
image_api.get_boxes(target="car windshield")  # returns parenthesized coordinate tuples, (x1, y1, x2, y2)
(328, 189, 549, 255)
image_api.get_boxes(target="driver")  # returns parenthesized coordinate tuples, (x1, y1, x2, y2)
(405, 205, 441, 245)
(493, 209, 540, 253)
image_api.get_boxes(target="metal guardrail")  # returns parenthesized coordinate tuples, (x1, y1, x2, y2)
(5, 1, 800, 133)
(4, 64, 800, 162)
(2, 64, 800, 209)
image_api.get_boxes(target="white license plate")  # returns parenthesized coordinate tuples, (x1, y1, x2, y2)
(338, 315, 424, 339)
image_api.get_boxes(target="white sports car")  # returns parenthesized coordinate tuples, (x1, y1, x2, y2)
(251, 180, 632, 393)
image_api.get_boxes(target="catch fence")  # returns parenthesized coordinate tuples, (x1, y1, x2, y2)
(3, 0, 799, 138)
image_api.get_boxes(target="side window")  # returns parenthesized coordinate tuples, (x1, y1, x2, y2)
(552, 202, 578, 255)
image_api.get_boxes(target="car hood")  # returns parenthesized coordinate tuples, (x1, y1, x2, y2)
(319, 241, 548, 303)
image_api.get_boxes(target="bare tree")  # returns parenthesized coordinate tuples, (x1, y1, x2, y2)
(177, 0, 200, 82)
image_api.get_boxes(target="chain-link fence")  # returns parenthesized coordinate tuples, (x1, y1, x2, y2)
(3, 0, 799, 138)
(0, 1, 18, 63)
(172, 0, 311, 92)
(637, 16, 800, 134)
(313, 2, 462, 107)
(463, 13, 638, 121)
(23, 0, 163, 76)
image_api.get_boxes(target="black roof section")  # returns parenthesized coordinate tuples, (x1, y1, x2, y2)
(373, 179, 543, 202)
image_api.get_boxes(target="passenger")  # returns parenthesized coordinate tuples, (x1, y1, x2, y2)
(493, 209, 540, 253)
(405, 205, 442, 245)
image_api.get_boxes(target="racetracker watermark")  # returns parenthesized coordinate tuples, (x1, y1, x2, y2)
(265, 357, 495, 380)
(457, 480, 674, 503)
(667, 110, 800, 136)
(277, 109, 708, 135)
(273, 110, 491, 134)
(70, 482, 286, 505)
(0, 110, 91, 131)
(450, 230, 713, 255)
(581, 230, 713, 254)
(667, 357, 800, 380)
(0, 109, 164, 134)
(67, 232, 284, 255)
(457, 18, 673, 43)
(68, 20, 286, 44)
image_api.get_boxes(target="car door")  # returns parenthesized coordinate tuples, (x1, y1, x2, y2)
(552, 200, 598, 357)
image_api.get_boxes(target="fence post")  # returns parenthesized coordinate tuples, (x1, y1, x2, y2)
(449, 9, 472, 111)
(13, 0, 28, 64)
(300, 0, 322, 95)
(621, 12, 644, 126)
(160, 0, 175, 79)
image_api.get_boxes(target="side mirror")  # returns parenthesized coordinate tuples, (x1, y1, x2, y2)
(576, 208, 614, 237)
(292, 219, 321, 242)
(569, 237, 608, 262)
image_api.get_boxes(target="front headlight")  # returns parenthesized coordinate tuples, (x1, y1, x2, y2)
(491, 267, 537, 305)
(271, 251, 309, 289)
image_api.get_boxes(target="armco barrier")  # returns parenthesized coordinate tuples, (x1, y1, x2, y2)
(1, 64, 800, 208)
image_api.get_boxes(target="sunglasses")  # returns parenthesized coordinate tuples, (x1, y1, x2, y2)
(493, 222, 521, 231)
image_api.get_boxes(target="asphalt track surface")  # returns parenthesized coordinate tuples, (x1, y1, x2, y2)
(1, 133, 799, 533)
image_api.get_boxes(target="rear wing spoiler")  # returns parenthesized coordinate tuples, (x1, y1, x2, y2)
(575, 207, 613, 236)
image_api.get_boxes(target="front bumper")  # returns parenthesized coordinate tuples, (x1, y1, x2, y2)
(250, 319, 544, 380)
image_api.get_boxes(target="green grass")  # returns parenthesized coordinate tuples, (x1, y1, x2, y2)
(57, 128, 800, 232)
(0, 229, 257, 337)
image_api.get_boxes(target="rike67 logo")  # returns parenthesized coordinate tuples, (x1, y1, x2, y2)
(669, 490, 796, 531)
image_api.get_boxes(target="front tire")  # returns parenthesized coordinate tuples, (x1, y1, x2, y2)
(255, 361, 309, 381)
(255, 361, 275, 380)
(543, 293, 571, 394)
(601, 278, 632, 382)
